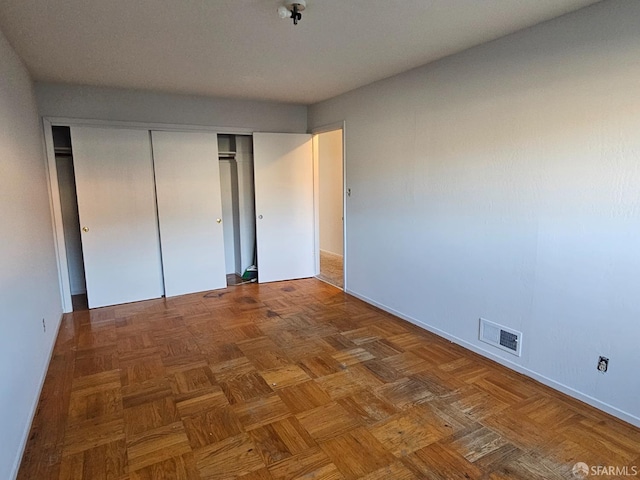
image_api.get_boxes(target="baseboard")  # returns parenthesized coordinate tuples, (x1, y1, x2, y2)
(345, 288, 640, 429)
(11, 311, 64, 480)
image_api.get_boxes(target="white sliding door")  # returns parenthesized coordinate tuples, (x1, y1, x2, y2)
(71, 126, 164, 308)
(253, 133, 314, 283)
(152, 131, 227, 297)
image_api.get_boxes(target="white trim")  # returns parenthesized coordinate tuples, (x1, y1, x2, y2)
(341, 123, 347, 291)
(312, 135, 320, 276)
(11, 312, 64, 480)
(345, 287, 640, 429)
(44, 116, 255, 135)
(43, 118, 73, 313)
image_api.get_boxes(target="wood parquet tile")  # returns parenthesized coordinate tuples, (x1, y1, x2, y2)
(317, 250, 343, 290)
(18, 278, 640, 479)
(266, 446, 342, 480)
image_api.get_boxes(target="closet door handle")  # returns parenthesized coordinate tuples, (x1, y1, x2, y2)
(216, 218, 222, 224)
(82, 227, 89, 233)
(258, 215, 263, 219)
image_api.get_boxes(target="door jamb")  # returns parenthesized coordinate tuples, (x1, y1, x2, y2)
(43, 118, 73, 312)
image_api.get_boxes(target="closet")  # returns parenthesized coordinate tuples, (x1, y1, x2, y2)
(52, 127, 87, 310)
(50, 124, 314, 310)
(218, 134, 256, 282)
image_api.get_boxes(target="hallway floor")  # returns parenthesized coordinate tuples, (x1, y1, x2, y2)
(317, 250, 343, 289)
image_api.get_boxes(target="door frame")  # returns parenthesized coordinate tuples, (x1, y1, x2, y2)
(42, 116, 254, 313)
(311, 121, 347, 290)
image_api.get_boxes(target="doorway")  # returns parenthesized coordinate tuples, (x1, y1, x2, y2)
(314, 129, 344, 289)
(52, 126, 89, 311)
(218, 134, 257, 286)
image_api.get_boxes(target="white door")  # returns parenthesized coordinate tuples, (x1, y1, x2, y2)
(152, 131, 227, 297)
(253, 133, 315, 283)
(71, 126, 164, 308)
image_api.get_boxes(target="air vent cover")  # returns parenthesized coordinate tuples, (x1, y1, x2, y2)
(479, 318, 522, 357)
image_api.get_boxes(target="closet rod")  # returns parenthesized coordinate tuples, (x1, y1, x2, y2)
(54, 146, 73, 156)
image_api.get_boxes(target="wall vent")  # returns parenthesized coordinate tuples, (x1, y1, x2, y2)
(479, 318, 522, 357)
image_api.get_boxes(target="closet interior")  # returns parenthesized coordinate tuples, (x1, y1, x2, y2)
(217, 134, 257, 285)
(52, 126, 88, 311)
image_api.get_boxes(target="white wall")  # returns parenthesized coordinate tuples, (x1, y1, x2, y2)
(0, 31, 63, 479)
(318, 130, 344, 256)
(35, 83, 307, 133)
(309, 0, 640, 426)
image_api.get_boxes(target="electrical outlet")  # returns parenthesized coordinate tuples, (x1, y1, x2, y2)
(597, 356, 609, 373)
(42, 318, 46, 333)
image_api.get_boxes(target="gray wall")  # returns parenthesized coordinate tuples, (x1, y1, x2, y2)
(309, 0, 640, 426)
(35, 83, 307, 133)
(0, 31, 63, 479)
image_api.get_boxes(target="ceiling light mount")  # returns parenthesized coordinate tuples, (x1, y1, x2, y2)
(278, 0, 306, 26)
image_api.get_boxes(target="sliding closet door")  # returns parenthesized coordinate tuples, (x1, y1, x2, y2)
(253, 133, 314, 283)
(152, 131, 227, 297)
(71, 126, 164, 308)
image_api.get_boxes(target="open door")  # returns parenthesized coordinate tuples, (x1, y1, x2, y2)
(71, 126, 164, 308)
(152, 131, 227, 297)
(253, 133, 314, 283)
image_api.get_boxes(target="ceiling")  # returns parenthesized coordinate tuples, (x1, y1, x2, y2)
(0, 0, 601, 105)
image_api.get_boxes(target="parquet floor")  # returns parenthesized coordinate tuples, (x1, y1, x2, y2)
(317, 251, 343, 289)
(19, 278, 640, 479)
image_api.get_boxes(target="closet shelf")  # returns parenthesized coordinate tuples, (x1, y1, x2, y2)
(54, 146, 73, 155)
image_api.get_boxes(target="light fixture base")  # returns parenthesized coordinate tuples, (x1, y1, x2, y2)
(278, 0, 306, 25)
(284, 0, 306, 12)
